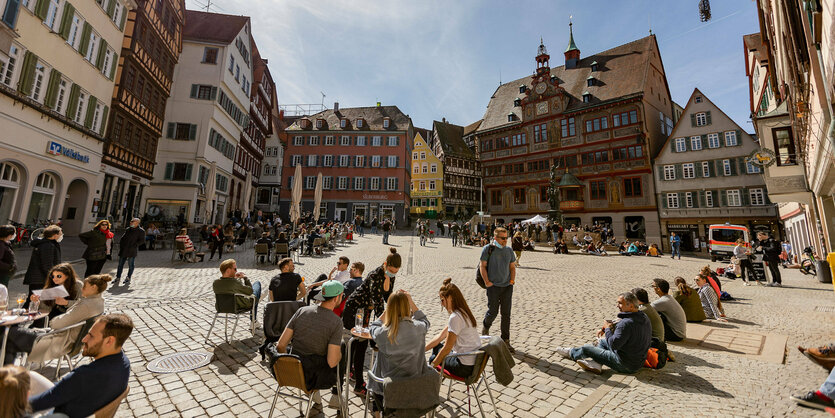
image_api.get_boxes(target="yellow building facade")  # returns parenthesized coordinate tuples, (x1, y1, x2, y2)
(409, 132, 443, 217)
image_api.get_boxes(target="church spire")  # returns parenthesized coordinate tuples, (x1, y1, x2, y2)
(535, 37, 550, 76)
(564, 19, 581, 69)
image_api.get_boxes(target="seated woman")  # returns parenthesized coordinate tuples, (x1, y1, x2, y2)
(175, 228, 196, 262)
(30, 263, 83, 325)
(368, 291, 429, 417)
(235, 225, 249, 246)
(523, 239, 536, 251)
(4, 274, 110, 365)
(618, 241, 630, 255)
(595, 242, 608, 256)
(627, 242, 640, 255)
(572, 235, 582, 247)
(553, 239, 568, 254)
(426, 279, 481, 378)
(583, 234, 593, 244)
(671, 277, 706, 322)
(645, 243, 661, 257)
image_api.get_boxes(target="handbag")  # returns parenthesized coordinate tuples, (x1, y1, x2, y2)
(475, 244, 495, 289)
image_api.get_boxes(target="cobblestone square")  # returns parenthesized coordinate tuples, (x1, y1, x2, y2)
(10, 232, 834, 417)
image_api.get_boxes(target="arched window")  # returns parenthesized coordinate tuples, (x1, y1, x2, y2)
(0, 162, 22, 222)
(27, 172, 57, 223)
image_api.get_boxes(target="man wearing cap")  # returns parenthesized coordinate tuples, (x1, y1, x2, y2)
(115, 218, 145, 286)
(277, 280, 344, 392)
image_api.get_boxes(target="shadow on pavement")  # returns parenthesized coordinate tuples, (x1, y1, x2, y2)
(514, 349, 628, 388)
(725, 318, 758, 326)
(212, 338, 259, 375)
(107, 285, 135, 295)
(665, 351, 724, 369)
(635, 365, 734, 398)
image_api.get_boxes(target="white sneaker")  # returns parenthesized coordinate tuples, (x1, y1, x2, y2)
(743, 282, 750, 286)
(576, 359, 603, 374)
(555, 347, 572, 359)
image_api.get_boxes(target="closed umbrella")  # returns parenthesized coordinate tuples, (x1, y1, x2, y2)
(241, 171, 253, 220)
(289, 164, 302, 228)
(313, 172, 323, 221)
(204, 161, 217, 224)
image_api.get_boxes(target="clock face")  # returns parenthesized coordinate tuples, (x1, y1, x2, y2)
(536, 101, 548, 115)
(535, 83, 547, 94)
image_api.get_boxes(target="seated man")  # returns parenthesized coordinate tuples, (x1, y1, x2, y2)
(255, 232, 273, 263)
(695, 274, 726, 322)
(29, 314, 133, 417)
(553, 239, 568, 254)
(649, 278, 687, 341)
(269, 258, 306, 302)
(276, 280, 344, 394)
(631, 288, 664, 342)
(572, 235, 581, 247)
(556, 292, 651, 374)
(213, 259, 262, 322)
(791, 362, 835, 411)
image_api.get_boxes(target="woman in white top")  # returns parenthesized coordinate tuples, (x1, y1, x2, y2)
(426, 278, 482, 377)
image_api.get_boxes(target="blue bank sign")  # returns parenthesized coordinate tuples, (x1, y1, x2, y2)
(46, 141, 90, 164)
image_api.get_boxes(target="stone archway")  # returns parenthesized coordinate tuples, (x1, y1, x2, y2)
(62, 179, 89, 235)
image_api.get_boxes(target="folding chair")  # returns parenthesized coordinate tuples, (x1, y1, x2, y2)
(255, 243, 270, 264)
(94, 385, 130, 418)
(268, 353, 345, 418)
(205, 293, 257, 344)
(274, 243, 290, 262)
(439, 350, 498, 417)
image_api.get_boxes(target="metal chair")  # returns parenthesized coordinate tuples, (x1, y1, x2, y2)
(26, 320, 88, 379)
(59, 314, 101, 375)
(205, 292, 257, 344)
(274, 242, 290, 262)
(268, 353, 345, 418)
(364, 367, 440, 418)
(255, 243, 270, 264)
(172, 240, 192, 262)
(94, 385, 130, 418)
(439, 350, 498, 417)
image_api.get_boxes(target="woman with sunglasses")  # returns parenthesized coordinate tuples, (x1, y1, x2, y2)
(426, 278, 481, 378)
(30, 263, 83, 325)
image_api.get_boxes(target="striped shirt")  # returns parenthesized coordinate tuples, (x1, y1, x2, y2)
(697, 284, 722, 319)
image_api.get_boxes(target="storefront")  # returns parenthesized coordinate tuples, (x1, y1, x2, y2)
(99, 164, 150, 228)
(665, 223, 700, 252)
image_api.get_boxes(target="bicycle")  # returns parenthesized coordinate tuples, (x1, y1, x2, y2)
(800, 246, 817, 275)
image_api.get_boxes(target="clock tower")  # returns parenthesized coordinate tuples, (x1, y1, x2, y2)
(535, 38, 550, 76)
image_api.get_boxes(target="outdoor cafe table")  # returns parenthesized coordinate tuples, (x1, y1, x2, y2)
(342, 327, 375, 416)
(0, 312, 49, 363)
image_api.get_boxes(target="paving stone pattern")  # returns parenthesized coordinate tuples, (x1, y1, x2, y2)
(12, 231, 835, 417)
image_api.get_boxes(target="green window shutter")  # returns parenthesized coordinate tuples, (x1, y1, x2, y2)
(16, 51, 36, 96)
(728, 159, 737, 176)
(188, 124, 197, 140)
(719, 190, 728, 207)
(106, 0, 116, 17)
(694, 162, 702, 178)
(164, 163, 173, 180)
(705, 111, 712, 125)
(95, 39, 107, 70)
(78, 23, 91, 55)
(119, 9, 126, 31)
(674, 164, 682, 179)
(83, 96, 97, 128)
(34, 0, 48, 20)
(692, 191, 699, 208)
(44, 69, 61, 108)
(669, 139, 676, 153)
(189, 84, 198, 99)
(210, 86, 217, 100)
(737, 157, 747, 174)
(736, 130, 742, 146)
(741, 188, 750, 206)
(109, 53, 118, 79)
(166, 122, 175, 138)
(58, 2, 74, 39)
(100, 105, 108, 134)
(701, 134, 707, 147)
(65, 84, 80, 118)
(690, 113, 696, 127)
(185, 164, 193, 181)
(656, 166, 664, 181)
(661, 194, 667, 209)
(697, 190, 705, 207)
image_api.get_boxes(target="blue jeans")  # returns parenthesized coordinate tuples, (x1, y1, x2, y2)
(372, 226, 377, 234)
(452, 234, 457, 246)
(250, 281, 262, 322)
(671, 242, 680, 258)
(430, 343, 474, 378)
(821, 366, 835, 399)
(551, 232, 558, 242)
(569, 338, 633, 374)
(483, 285, 513, 340)
(116, 257, 135, 279)
(383, 231, 389, 244)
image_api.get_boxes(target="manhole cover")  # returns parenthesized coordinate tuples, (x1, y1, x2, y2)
(147, 351, 213, 373)
(814, 306, 835, 313)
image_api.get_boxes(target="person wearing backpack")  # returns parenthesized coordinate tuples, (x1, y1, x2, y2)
(479, 227, 517, 353)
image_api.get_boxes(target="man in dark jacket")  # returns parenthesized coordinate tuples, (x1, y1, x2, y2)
(116, 218, 145, 286)
(0, 225, 17, 287)
(556, 292, 652, 374)
(23, 225, 62, 298)
(756, 231, 783, 286)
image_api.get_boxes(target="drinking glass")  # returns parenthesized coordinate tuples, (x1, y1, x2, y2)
(29, 300, 40, 314)
(13, 352, 26, 366)
(16, 293, 26, 309)
(355, 311, 363, 331)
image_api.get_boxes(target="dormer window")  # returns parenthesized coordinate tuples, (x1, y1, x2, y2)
(586, 76, 595, 87)
(513, 98, 521, 107)
(695, 96, 702, 103)
(340, 119, 347, 128)
(550, 75, 558, 84)
(507, 113, 516, 122)
(356, 119, 364, 128)
(301, 119, 310, 129)
(582, 92, 591, 103)
(590, 61, 599, 72)
(316, 119, 323, 128)
(519, 85, 526, 93)
(383, 118, 390, 129)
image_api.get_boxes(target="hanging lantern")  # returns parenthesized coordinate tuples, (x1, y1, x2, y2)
(699, 0, 711, 22)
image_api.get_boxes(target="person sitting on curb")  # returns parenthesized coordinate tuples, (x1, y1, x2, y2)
(650, 278, 688, 341)
(631, 288, 664, 343)
(556, 292, 651, 374)
(553, 239, 568, 254)
(791, 355, 835, 411)
(695, 274, 726, 322)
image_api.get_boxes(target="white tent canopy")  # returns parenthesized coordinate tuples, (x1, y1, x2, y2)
(521, 214, 548, 225)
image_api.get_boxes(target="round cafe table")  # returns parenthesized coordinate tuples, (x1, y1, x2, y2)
(342, 327, 375, 416)
(0, 312, 48, 363)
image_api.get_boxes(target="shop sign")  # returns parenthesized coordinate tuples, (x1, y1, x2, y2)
(668, 224, 697, 229)
(46, 141, 90, 164)
(746, 148, 777, 167)
(362, 193, 389, 200)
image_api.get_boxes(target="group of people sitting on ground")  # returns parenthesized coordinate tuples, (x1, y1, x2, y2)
(556, 273, 728, 374)
(617, 240, 661, 256)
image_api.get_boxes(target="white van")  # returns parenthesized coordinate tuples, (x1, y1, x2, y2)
(708, 224, 750, 262)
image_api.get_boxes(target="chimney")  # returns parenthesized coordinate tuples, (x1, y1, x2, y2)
(442, 117, 446, 123)
(333, 102, 339, 112)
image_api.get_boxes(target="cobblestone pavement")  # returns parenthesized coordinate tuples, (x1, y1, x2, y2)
(11, 231, 835, 417)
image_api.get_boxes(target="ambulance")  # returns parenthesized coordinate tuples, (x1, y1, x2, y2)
(708, 224, 750, 262)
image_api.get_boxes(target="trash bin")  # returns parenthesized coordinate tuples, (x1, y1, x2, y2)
(817, 260, 832, 284)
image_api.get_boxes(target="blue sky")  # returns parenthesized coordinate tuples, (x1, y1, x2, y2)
(189, 0, 760, 132)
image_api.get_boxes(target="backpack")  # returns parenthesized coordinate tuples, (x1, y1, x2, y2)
(644, 337, 668, 369)
(475, 245, 495, 289)
(719, 291, 734, 301)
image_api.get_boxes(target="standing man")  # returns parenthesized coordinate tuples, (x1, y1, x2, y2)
(23, 225, 62, 300)
(669, 232, 681, 260)
(450, 222, 460, 246)
(0, 225, 17, 287)
(437, 220, 445, 237)
(382, 219, 391, 245)
(480, 227, 517, 353)
(757, 231, 783, 286)
(115, 218, 145, 287)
